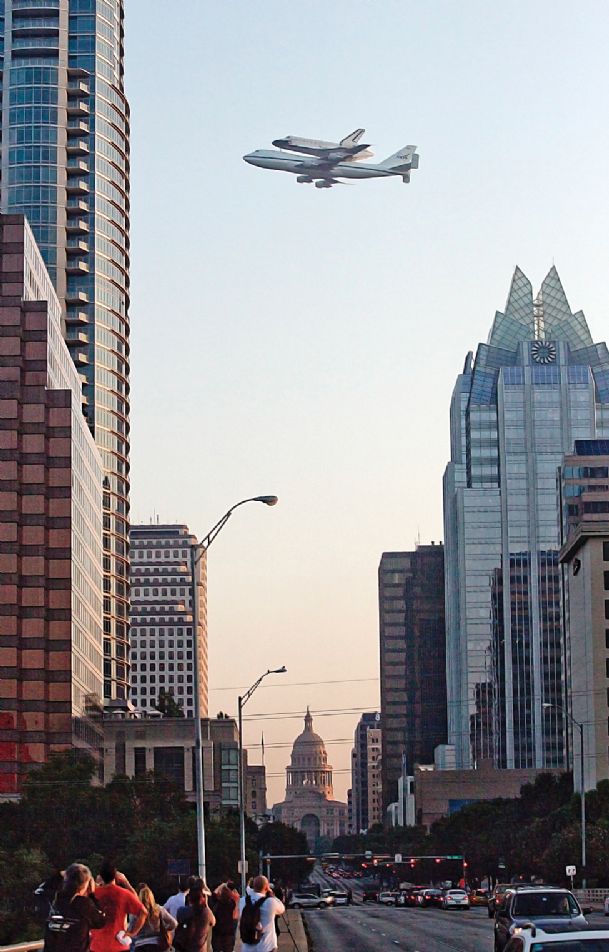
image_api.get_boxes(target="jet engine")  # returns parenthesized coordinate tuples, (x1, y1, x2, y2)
(296, 175, 313, 184)
(314, 180, 333, 189)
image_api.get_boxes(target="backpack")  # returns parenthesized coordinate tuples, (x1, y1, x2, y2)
(43, 899, 81, 952)
(239, 895, 268, 946)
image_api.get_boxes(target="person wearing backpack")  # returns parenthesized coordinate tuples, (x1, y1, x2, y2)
(238, 876, 285, 952)
(130, 885, 177, 952)
(43, 863, 105, 952)
(174, 887, 216, 952)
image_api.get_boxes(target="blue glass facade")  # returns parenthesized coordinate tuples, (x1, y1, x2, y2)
(444, 267, 609, 769)
(0, 0, 130, 701)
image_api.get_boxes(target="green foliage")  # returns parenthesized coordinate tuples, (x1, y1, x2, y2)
(257, 821, 311, 886)
(0, 847, 50, 944)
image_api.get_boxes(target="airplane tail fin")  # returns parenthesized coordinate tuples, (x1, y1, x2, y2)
(339, 128, 365, 147)
(378, 145, 419, 170)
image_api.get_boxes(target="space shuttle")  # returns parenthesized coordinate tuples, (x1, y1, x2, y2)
(271, 128, 374, 162)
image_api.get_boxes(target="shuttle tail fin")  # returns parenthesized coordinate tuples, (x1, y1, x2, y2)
(379, 145, 419, 170)
(339, 128, 365, 147)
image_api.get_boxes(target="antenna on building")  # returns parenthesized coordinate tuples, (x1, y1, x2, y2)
(261, 732, 265, 767)
(415, 526, 421, 548)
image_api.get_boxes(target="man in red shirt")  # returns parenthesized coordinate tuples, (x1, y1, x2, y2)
(90, 861, 146, 952)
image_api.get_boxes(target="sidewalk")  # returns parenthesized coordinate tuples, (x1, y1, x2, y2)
(234, 911, 307, 952)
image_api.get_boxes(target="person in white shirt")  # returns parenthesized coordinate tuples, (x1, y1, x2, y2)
(164, 878, 189, 919)
(238, 876, 285, 952)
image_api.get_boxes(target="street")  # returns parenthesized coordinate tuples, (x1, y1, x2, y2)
(303, 904, 609, 952)
(300, 868, 609, 952)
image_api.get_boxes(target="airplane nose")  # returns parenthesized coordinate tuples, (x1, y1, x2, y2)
(243, 153, 255, 164)
(271, 139, 284, 148)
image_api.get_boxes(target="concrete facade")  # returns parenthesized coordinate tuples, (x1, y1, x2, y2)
(559, 440, 609, 791)
(129, 524, 208, 719)
(350, 713, 382, 833)
(414, 759, 561, 829)
(379, 545, 447, 815)
(103, 713, 265, 817)
(0, 215, 103, 793)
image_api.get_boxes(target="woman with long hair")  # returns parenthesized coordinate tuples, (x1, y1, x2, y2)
(43, 864, 105, 952)
(175, 888, 216, 952)
(209, 884, 237, 952)
(130, 885, 177, 951)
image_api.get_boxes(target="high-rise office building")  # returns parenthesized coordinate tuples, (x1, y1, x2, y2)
(0, 1, 131, 702)
(559, 439, 609, 791)
(444, 267, 609, 770)
(0, 214, 103, 792)
(350, 712, 381, 833)
(129, 525, 208, 719)
(379, 545, 447, 815)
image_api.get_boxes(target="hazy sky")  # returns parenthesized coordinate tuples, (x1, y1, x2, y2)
(125, 0, 609, 804)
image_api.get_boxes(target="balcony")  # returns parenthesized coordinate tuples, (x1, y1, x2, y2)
(68, 80, 89, 98)
(67, 120, 89, 135)
(66, 140, 89, 156)
(67, 159, 89, 175)
(72, 351, 89, 366)
(66, 179, 89, 195)
(66, 290, 89, 306)
(67, 100, 90, 117)
(67, 259, 90, 276)
(66, 198, 88, 214)
(65, 331, 89, 346)
(66, 238, 89, 255)
(65, 219, 89, 235)
(65, 309, 89, 326)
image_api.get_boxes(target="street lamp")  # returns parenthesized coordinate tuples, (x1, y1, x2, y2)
(190, 496, 279, 886)
(238, 666, 287, 895)
(543, 702, 586, 886)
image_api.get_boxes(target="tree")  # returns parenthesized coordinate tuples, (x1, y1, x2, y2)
(0, 847, 51, 944)
(257, 822, 311, 886)
(155, 689, 184, 718)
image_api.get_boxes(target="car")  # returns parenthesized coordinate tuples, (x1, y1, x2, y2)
(469, 888, 489, 907)
(504, 924, 609, 952)
(329, 891, 350, 906)
(288, 892, 334, 909)
(419, 888, 444, 908)
(378, 891, 400, 906)
(403, 888, 425, 907)
(494, 888, 587, 952)
(362, 885, 379, 903)
(490, 884, 516, 918)
(442, 889, 470, 910)
(604, 895, 609, 916)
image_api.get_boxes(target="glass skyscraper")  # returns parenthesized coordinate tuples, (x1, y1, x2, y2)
(0, 0, 130, 701)
(444, 267, 609, 770)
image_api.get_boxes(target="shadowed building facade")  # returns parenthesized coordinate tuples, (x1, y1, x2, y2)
(379, 545, 447, 816)
(272, 709, 347, 847)
(0, 215, 103, 793)
(444, 267, 609, 770)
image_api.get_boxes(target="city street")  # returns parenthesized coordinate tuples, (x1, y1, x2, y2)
(303, 904, 609, 952)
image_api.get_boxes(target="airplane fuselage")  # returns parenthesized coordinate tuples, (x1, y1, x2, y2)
(243, 149, 396, 180)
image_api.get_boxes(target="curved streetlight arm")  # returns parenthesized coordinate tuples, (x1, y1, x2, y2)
(195, 496, 279, 560)
(241, 666, 287, 709)
(543, 701, 581, 732)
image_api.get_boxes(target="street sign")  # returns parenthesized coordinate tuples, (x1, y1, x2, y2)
(364, 850, 373, 860)
(238, 860, 248, 874)
(395, 854, 402, 864)
(167, 859, 189, 876)
(566, 865, 576, 876)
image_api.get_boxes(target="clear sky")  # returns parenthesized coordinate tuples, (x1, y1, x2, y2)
(125, 0, 609, 805)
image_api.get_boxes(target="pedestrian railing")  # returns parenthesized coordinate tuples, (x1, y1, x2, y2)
(574, 889, 609, 903)
(0, 941, 43, 952)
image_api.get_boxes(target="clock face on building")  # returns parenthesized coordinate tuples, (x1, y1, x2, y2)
(531, 340, 557, 364)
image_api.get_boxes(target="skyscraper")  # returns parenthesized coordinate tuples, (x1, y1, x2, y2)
(444, 267, 609, 770)
(379, 545, 447, 815)
(350, 712, 381, 833)
(129, 524, 208, 719)
(0, 1, 130, 702)
(0, 214, 103, 792)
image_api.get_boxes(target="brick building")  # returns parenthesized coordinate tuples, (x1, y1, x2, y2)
(0, 215, 103, 793)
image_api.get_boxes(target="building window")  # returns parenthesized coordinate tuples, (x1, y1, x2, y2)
(605, 601, 609, 621)
(606, 630, 609, 650)
(134, 747, 146, 776)
(604, 542, 609, 562)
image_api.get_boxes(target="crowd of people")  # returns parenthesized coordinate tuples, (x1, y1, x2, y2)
(41, 862, 286, 952)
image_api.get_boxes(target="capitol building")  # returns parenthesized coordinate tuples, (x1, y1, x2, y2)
(272, 708, 348, 846)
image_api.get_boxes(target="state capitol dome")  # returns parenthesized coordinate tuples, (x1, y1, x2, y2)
(272, 708, 347, 847)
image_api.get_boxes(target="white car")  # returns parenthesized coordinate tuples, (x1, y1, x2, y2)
(288, 892, 334, 909)
(442, 889, 470, 910)
(329, 892, 350, 906)
(505, 924, 609, 951)
(378, 891, 399, 906)
(604, 895, 609, 916)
